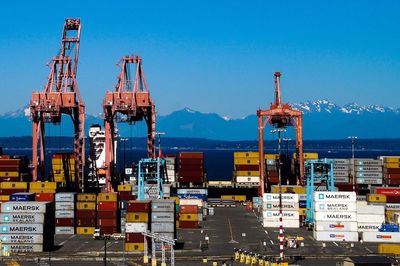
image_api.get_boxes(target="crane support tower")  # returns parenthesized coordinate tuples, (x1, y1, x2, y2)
(257, 72, 304, 196)
(30, 18, 85, 191)
(305, 159, 334, 226)
(103, 55, 156, 192)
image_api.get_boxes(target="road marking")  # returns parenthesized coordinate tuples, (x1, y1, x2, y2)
(264, 230, 269, 235)
(333, 242, 339, 247)
(228, 218, 234, 241)
(270, 240, 274, 245)
(365, 246, 373, 253)
(58, 234, 76, 246)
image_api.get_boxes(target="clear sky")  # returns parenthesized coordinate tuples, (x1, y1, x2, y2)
(0, 0, 399, 118)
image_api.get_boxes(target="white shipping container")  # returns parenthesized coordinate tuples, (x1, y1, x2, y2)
(356, 178, 383, 185)
(55, 202, 75, 210)
(152, 213, 175, 222)
(177, 189, 208, 195)
(1, 202, 49, 213)
(262, 219, 300, 228)
(55, 192, 76, 202)
(263, 193, 299, 202)
(315, 202, 356, 212)
(55, 210, 75, 218)
(351, 159, 383, 166)
(314, 192, 356, 202)
(315, 186, 339, 192)
(356, 214, 385, 224)
(125, 222, 148, 233)
(356, 203, 385, 215)
(357, 195, 367, 201)
(334, 176, 350, 183)
(262, 202, 299, 211)
(334, 165, 350, 171)
(314, 221, 357, 232)
(262, 211, 299, 220)
(356, 172, 383, 178)
(179, 199, 203, 207)
(357, 223, 381, 232)
(385, 204, 400, 211)
(0, 213, 44, 224)
(236, 176, 259, 183)
(299, 194, 307, 201)
(151, 222, 175, 233)
(0, 224, 43, 234)
(313, 231, 358, 242)
(0, 234, 43, 244)
(2, 244, 43, 253)
(362, 231, 400, 242)
(333, 159, 350, 165)
(314, 212, 357, 222)
(55, 227, 74, 235)
(354, 166, 382, 172)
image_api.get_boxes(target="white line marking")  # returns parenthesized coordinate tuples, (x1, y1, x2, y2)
(270, 240, 274, 245)
(333, 242, 339, 246)
(365, 247, 373, 253)
(264, 230, 269, 235)
(59, 234, 76, 246)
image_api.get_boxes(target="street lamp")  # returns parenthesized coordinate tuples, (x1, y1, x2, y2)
(348, 136, 358, 191)
(155, 132, 166, 157)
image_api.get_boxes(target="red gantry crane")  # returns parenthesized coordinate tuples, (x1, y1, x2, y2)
(103, 55, 156, 192)
(30, 18, 85, 191)
(257, 72, 304, 195)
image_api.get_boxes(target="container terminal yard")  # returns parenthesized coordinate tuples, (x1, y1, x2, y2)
(0, 18, 400, 266)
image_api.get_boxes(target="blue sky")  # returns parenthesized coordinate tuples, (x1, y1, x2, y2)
(0, 0, 399, 118)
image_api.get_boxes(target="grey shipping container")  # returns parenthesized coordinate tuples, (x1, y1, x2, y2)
(2, 244, 43, 253)
(0, 234, 43, 244)
(55, 226, 75, 235)
(55, 193, 76, 202)
(0, 213, 44, 224)
(55, 210, 75, 218)
(152, 212, 175, 222)
(55, 202, 75, 210)
(1, 202, 51, 213)
(151, 222, 175, 233)
(0, 224, 43, 234)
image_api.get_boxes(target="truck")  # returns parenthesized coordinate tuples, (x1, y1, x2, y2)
(93, 229, 125, 240)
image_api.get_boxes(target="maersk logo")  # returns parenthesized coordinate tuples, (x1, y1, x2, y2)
(267, 212, 272, 217)
(266, 195, 272, 201)
(3, 215, 10, 222)
(318, 194, 324, 200)
(319, 204, 325, 210)
(267, 204, 272, 209)
(1, 226, 8, 233)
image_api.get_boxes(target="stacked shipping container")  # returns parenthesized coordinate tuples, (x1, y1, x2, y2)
(0, 156, 30, 182)
(76, 193, 97, 235)
(233, 152, 259, 187)
(97, 193, 118, 235)
(381, 156, 400, 185)
(352, 159, 383, 185)
(356, 201, 385, 232)
(165, 156, 176, 183)
(118, 184, 134, 234)
(332, 159, 350, 184)
(52, 153, 75, 183)
(178, 152, 204, 184)
(151, 199, 176, 242)
(125, 200, 151, 252)
(55, 192, 76, 234)
(262, 193, 300, 228)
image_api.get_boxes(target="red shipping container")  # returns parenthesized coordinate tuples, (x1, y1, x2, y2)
(179, 165, 203, 171)
(0, 166, 20, 171)
(97, 218, 117, 227)
(387, 174, 400, 180)
(336, 184, 359, 192)
(388, 180, 400, 185)
(0, 189, 26, 195)
(118, 191, 132, 197)
(35, 193, 55, 202)
(56, 218, 75, 226)
(125, 233, 145, 243)
(0, 177, 20, 182)
(76, 210, 96, 219)
(179, 152, 203, 159)
(98, 226, 117, 235)
(178, 170, 204, 176)
(178, 176, 204, 183)
(0, 160, 19, 166)
(119, 194, 135, 201)
(97, 211, 117, 219)
(386, 168, 400, 174)
(375, 188, 400, 196)
(97, 201, 117, 211)
(235, 165, 259, 171)
(386, 195, 400, 203)
(126, 200, 151, 212)
(76, 218, 96, 227)
(180, 205, 198, 214)
(179, 221, 199, 229)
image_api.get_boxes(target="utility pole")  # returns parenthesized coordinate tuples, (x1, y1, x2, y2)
(155, 132, 166, 158)
(348, 136, 357, 191)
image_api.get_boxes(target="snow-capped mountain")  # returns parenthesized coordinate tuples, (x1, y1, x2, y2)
(0, 101, 399, 140)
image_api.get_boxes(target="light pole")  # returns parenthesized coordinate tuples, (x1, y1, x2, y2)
(271, 128, 286, 263)
(155, 132, 166, 157)
(121, 138, 128, 181)
(348, 136, 358, 191)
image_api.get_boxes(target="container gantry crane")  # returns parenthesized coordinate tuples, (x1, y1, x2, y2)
(257, 72, 304, 195)
(103, 55, 156, 192)
(30, 18, 85, 191)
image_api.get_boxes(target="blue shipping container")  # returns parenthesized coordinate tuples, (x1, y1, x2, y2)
(299, 200, 306, 208)
(177, 193, 207, 200)
(10, 193, 35, 202)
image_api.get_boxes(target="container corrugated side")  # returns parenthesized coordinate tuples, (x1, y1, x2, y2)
(314, 212, 357, 222)
(55, 192, 76, 202)
(2, 244, 43, 253)
(357, 214, 385, 224)
(314, 192, 356, 202)
(314, 221, 357, 231)
(262, 193, 299, 202)
(362, 231, 400, 242)
(55, 227, 75, 235)
(0, 234, 43, 244)
(0, 224, 43, 234)
(313, 231, 358, 242)
(125, 222, 148, 233)
(356, 204, 385, 215)
(262, 211, 299, 220)
(0, 213, 44, 223)
(151, 222, 175, 233)
(357, 223, 381, 232)
(177, 188, 207, 195)
(262, 219, 299, 228)
(55, 202, 75, 210)
(55, 210, 75, 218)
(1, 202, 50, 213)
(179, 199, 203, 207)
(315, 202, 356, 212)
(152, 212, 175, 222)
(262, 202, 299, 211)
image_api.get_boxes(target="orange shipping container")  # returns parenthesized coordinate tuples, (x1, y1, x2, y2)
(180, 205, 198, 214)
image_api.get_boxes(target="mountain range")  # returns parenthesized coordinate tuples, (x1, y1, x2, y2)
(1, 100, 399, 140)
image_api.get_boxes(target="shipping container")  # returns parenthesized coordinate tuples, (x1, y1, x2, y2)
(179, 205, 198, 214)
(55, 227, 74, 235)
(315, 202, 356, 212)
(55, 192, 76, 202)
(126, 201, 151, 212)
(362, 231, 400, 242)
(76, 210, 96, 218)
(386, 204, 400, 211)
(356, 204, 385, 215)
(97, 211, 117, 219)
(76, 227, 95, 235)
(77, 194, 96, 202)
(176, 189, 207, 195)
(179, 199, 203, 207)
(97, 201, 118, 211)
(0, 213, 44, 224)
(0, 224, 43, 234)
(2, 244, 43, 253)
(56, 218, 75, 227)
(118, 184, 132, 192)
(1, 202, 51, 213)
(262, 219, 300, 228)
(0, 234, 43, 244)
(10, 193, 35, 202)
(262, 202, 299, 211)
(235, 176, 259, 183)
(378, 243, 400, 254)
(233, 152, 258, 159)
(125, 222, 148, 233)
(356, 178, 383, 185)
(234, 158, 259, 165)
(30, 182, 57, 190)
(76, 202, 96, 210)
(55, 210, 74, 219)
(314, 212, 357, 222)
(314, 221, 358, 231)
(358, 223, 381, 232)
(125, 243, 145, 251)
(234, 165, 259, 171)
(262, 211, 299, 220)
(313, 231, 358, 242)
(151, 222, 175, 233)
(179, 214, 198, 221)
(125, 233, 145, 243)
(126, 213, 149, 223)
(151, 200, 175, 212)
(314, 192, 356, 202)
(76, 218, 96, 227)
(97, 193, 118, 202)
(368, 194, 386, 203)
(178, 221, 199, 229)
(263, 193, 299, 202)
(35, 193, 55, 202)
(97, 219, 117, 227)
(55, 202, 74, 210)
(152, 213, 174, 222)
(0, 182, 27, 189)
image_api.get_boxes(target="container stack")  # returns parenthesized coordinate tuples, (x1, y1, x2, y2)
(262, 193, 300, 228)
(118, 184, 134, 234)
(55, 192, 76, 235)
(177, 188, 207, 220)
(313, 191, 358, 242)
(178, 152, 204, 185)
(351, 159, 383, 186)
(265, 154, 279, 185)
(380, 156, 400, 185)
(179, 204, 200, 229)
(52, 153, 75, 183)
(233, 152, 259, 187)
(151, 199, 176, 242)
(0, 182, 27, 196)
(76, 193, 97, 235)
(97, 193, 118, 235)
(30, 182, 57, 195)
(332, 159, 350, 184)
(0, 156, 30, 182)
(165, 156, 176, 183)
(125, 200, 151, 252)
(357, 201, 385, 232)
(0, 201, 54, 252)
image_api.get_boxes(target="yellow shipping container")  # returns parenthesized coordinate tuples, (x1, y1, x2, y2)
(30, 182, 57, 190)
(385, 211, 399, 223)
(265, 154, 279, 160)
(384, 157, 400, 163)
(29, 188, 56, 193)
(378, 244, 400, 255)
(0, 182, 27, 189)
(126, 212, 149, 223)
(271, 185, 306, 194)
(176, 221, 179, 229)
(169, 196, 180, 204)
(0, 172, 19, 178)
(0, 195, 9, 202)
(234, 152, 258, 158)
(125, 243, 144, 252)
(385, 163, 400, 169)
(180, 213, 198, 221)
(117, 184, 132, 192)
(97, 193, 118, 202)
(299, 208, 306, 216)
(76, 227, 95, 235)
(221, 195, 246, 202)
(76, 202, 96, 210)
(234, 158, 259, 165)
(54, 176, 66, 183)
(367, 194, 387, 203)
(236, 171, 259, 177)
(293, 153, 319, 160)
(77, 193, 96, 202)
